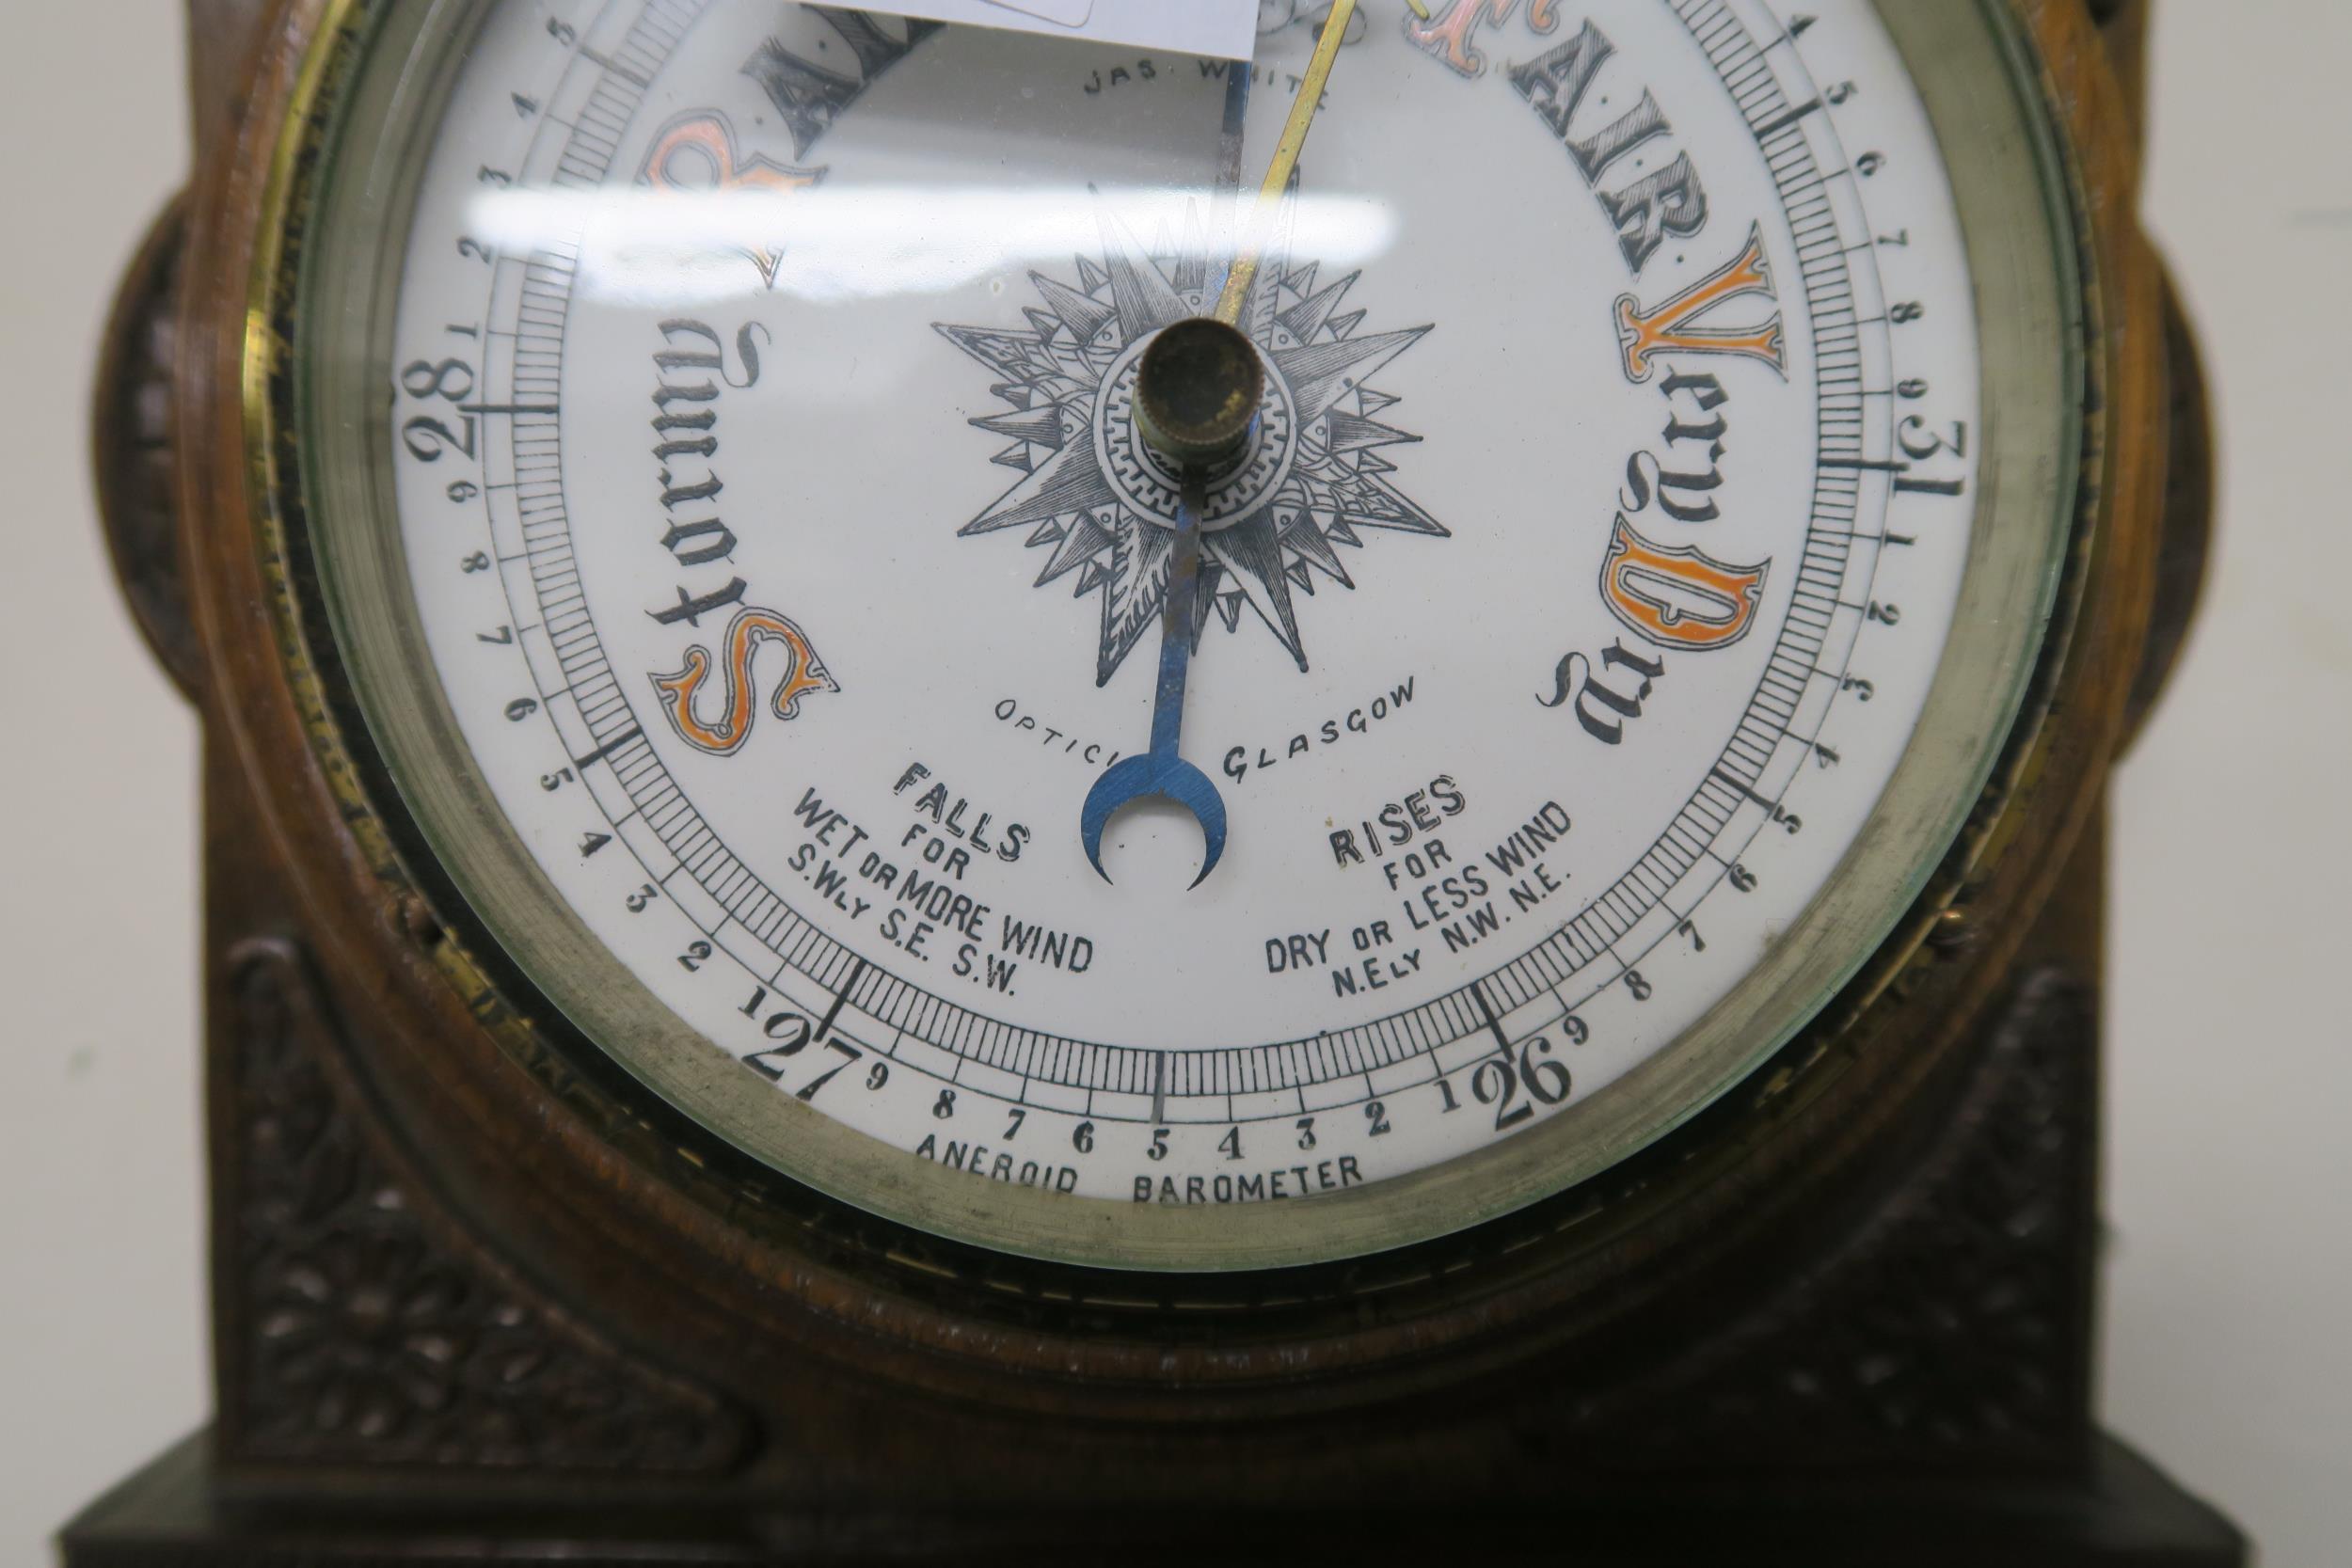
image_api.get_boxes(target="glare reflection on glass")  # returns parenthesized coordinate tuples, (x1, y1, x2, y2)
(465, 184, 1400, 306)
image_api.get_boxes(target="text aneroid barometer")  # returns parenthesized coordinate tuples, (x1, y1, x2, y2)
(294, 0, 2077, 1269)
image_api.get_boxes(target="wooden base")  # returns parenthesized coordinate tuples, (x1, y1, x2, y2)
(62, 1429, 2245, 1566)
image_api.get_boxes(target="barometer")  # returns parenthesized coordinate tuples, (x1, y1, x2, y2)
(68, 0, 2243, 1560)
(309, 0, 2070, 1267)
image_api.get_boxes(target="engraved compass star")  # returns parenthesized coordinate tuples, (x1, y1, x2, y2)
(937, 186, 1446, 685)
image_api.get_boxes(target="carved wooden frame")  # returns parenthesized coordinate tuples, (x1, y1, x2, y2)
(74, 0, 2233, 1539)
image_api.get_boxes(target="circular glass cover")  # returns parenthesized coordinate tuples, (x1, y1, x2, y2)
(296, 0, 2078, 1268)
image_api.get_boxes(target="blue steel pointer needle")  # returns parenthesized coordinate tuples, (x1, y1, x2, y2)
(1079, 1, 1358, 887)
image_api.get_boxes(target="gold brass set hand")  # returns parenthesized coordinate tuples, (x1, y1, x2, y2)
(1215, 0, 1359, 325)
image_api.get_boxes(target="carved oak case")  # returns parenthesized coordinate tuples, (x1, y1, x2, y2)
(67, 0, 2243, 1560)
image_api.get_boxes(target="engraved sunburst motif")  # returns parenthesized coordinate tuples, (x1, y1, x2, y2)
(937, 189, 1446, 685)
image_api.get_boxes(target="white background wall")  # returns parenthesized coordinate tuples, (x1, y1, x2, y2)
(1, 3, 2343, 1563)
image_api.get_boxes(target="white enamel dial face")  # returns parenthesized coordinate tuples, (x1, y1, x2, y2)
(321, 0, 2058, 1265)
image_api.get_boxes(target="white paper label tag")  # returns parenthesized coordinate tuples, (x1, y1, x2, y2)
(857, 0, 1261, 61)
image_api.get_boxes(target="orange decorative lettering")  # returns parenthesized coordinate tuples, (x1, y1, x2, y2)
(640, 112, 824, 289)
(1406, 0, 1559, 78)
(652, 608, 838, 755)
(1614, 224, 1786, 383)
(1598, 515, 1768, 651)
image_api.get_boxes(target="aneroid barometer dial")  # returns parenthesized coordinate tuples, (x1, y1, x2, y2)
(296, 0, 2079, 1268)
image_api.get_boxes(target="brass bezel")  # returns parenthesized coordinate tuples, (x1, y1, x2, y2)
(260, 0, 2090, 1272)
